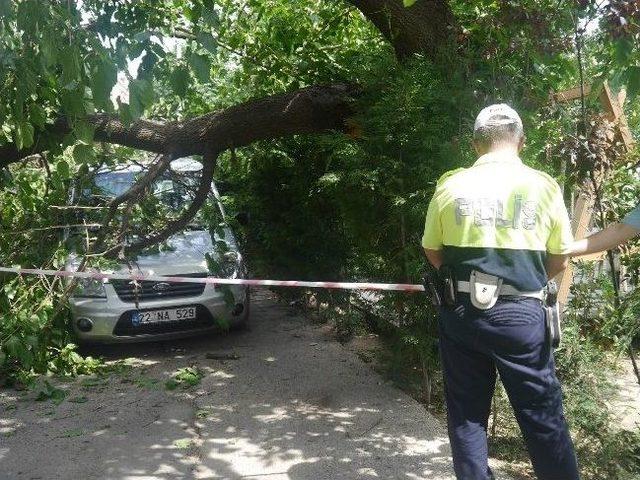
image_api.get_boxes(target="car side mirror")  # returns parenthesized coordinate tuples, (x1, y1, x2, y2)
(235, 212, 249, 226)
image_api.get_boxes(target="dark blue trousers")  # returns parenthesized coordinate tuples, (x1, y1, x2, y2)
(438, 295, 580, 480)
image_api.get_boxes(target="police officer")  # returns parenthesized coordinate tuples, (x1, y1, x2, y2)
(422, 104, 580, 480)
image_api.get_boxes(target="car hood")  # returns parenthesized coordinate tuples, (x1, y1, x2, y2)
(67, 230, 226, 277)
(129, 230, 215, 276)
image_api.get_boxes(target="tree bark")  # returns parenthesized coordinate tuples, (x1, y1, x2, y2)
(347, 0, 456, 60)
(0, 83, 358, 169)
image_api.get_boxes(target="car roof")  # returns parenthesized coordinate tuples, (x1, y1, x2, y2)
(170, 157, 203, 172)
(96, 157, 203, 175)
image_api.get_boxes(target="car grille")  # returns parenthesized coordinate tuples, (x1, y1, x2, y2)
(111, 273, 208, 302)
(113, 304, 216, 336)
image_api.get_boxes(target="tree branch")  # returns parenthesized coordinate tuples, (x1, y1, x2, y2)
(120, 150, 217, 257)
(0, 83, 358, 169)
(109, 153, 172, 210)
(92, 153, 173, 254)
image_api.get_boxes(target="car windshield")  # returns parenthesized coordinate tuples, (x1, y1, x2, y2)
(94, 169, 201, 211)
(70, 163, 223, 235)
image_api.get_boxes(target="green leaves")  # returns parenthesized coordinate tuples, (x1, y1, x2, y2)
(39, 29, 58, 67)
(626, 66, 640, 99)
(190, 52, 212, 83)
(117, 101, 134, 126)
(165, 367, 202, 390)
(170, 65, 191, 97)
(197, 31, 218, 55)
(92, 60, 118, 111)
(129, 78, 155, 119)
(4, 335, 23, 361)
(55, 159, 70, 179)
(403, 0, 418, 6)
(14, 121, 34, 150)
(4, 331, 34, 371)
(28, 104, 47, 130)
(61, 89, 86, 117)
(60, 46, 82, 88)
(607, 17, 640, 99)
(72, 144, 95, 164)
(16, 0, 41, 32)
(0, 0, 12, 18)
(35, 380, 67, 405)
(73, 120, 95, 144)
(201, 0, 220, 28)
(614, 38, 634, 66)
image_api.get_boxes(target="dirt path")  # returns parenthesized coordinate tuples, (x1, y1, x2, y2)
(0, 290, 510, 480)
(609, 358, 640, 431)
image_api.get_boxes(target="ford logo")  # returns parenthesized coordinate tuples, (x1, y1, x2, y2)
(152, 282, 171, 292)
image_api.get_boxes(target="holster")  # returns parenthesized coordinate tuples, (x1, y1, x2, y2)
(440, 265, 457, 307)
(422, 266, 456, 308)
(544, 281, 561, 349)
(422, 270, 442, 307)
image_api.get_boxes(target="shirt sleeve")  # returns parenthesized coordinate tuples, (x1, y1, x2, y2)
(421, 192, 443, 250)
(622, 203, 640, 230)
(546, 184, 573, 255)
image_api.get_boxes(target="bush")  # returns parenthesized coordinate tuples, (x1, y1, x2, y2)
(0, 161, 100, 384)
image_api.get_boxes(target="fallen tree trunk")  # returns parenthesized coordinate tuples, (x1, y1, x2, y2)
(0, 83, 358, 169)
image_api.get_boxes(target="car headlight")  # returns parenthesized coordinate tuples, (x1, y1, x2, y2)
(73, 278, 107, 298)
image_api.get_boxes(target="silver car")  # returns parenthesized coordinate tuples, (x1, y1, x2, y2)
(66, 158, 250, 343)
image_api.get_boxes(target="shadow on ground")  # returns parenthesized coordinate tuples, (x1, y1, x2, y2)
(1, 290, 460, 479)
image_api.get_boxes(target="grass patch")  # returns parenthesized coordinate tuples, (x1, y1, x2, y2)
(34, 380, 67, 405)
(135, 376, 160, 389)
(68, 395, 88, 403)
(165, 367, 202, 390)
(174, 438, 196, 449)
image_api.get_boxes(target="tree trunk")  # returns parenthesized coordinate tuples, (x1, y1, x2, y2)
(347, 0, 456, 60)
(0, 83, 358, 169)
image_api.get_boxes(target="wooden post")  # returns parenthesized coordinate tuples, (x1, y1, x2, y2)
(553, 82, 635, 305)
(555, 193, 596, 302)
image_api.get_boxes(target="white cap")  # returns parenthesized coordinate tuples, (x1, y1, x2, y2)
(474, 103, 523, 132)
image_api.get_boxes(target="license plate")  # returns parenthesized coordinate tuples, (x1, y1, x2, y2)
(131, 306, 197, 326)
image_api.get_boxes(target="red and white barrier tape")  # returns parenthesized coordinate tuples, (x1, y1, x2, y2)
(0, 267, 425, 292)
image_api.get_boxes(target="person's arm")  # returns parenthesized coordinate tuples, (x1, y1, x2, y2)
(545, 253, 569, 279)
(571, 222, 639, 256)
(421, 188, 444, 268)
(423, 248, 444, 270)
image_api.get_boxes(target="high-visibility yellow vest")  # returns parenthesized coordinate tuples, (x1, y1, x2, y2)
(422, 151, 573, 290)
